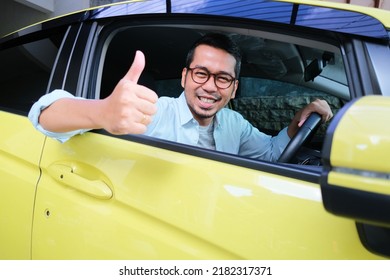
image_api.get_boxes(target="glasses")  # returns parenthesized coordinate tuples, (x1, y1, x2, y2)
(187, 67, 235, 89)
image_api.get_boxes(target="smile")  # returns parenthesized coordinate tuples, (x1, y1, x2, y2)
(199, 97, 216, 104)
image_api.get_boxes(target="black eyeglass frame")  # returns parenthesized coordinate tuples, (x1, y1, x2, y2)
(187, 67, 236, 89)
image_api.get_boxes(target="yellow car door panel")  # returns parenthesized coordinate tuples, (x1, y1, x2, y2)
(0, 112, 45, 259)
(32, 132, 383, 259)
(2, 0, 390, 261)
(0, 23, 66, 259)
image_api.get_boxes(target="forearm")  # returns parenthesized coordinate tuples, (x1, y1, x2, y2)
(30, 51, 158, 138)
(39, 98, 105, 133)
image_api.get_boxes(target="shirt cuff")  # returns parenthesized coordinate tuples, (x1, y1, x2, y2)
(28, 89, 89, 143)
(276, 127, 291, 152)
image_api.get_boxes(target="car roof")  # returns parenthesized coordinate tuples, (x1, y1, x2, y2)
(1, 0, 389, 43)
(288, 0, 390, 28)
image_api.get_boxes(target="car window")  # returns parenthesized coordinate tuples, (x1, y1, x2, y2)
(0, 32, 65, 114)
(96, 25, 349, 165)
(233, 77, 343, 137)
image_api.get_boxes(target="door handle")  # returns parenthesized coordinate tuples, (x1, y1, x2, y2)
(47, 163, 113, 200)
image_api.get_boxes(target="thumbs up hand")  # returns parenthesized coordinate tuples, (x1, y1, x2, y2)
(36, 50, 158, 136)
(100, 50, 158, 135)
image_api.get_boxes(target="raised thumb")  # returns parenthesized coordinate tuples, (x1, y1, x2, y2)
(122, 50, 145, 83)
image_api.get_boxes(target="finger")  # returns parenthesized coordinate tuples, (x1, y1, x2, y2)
(324, 111, 333, 123)
(122, 50, 145, 83)
(136, 86, 159, 104)
(138, 98, 158, 116)
(298, 111, 311, 127)
(298, 118, 306, 127)
(119, 122, 148, 135)
(139, 114, 153, 126)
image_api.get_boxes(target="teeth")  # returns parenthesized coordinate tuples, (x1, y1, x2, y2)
(200, 97, 215, 104)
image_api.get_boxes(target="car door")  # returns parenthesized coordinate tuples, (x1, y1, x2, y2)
(30, 27, 383, 261)
(33, 130, 386, 260)
(0, 112, 45, 259)
(0, 32, 63, 259)
(30, 1, 390, 259)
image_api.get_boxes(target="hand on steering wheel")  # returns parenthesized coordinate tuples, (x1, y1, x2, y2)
(277, 113, 322, 163)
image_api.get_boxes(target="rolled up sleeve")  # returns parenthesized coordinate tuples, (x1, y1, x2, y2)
(28, 90, 90, 143)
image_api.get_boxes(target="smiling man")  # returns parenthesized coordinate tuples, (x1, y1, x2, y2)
(182, 39, 240, 126)
(29, 33, 332, 162)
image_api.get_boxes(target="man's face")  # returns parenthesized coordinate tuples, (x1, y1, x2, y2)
(181, 44, 239, 126)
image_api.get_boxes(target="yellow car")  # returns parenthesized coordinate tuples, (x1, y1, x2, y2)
(0, 0, 389, 259)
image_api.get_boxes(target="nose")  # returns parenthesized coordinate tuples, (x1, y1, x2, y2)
(202, 74, 218, 92)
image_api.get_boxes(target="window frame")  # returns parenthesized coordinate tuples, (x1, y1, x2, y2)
(0, 26, 68, 115)
(81, 15, 364, 183)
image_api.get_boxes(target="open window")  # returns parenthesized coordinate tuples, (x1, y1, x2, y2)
(94, 24, 349, 166)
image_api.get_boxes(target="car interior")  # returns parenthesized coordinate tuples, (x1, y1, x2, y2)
(96, 24, 350, 165)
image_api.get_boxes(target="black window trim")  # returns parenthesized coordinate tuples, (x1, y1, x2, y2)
(48, 24, 83, 93)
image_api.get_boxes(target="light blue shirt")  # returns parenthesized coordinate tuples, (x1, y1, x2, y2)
(29, 90, 291, 162)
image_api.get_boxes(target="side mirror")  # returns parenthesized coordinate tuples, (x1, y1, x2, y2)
(320, 96, 390, 228)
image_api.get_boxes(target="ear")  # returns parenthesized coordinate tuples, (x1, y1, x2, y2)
(230, 79, 239, 99)
(181, 68, 187, 88)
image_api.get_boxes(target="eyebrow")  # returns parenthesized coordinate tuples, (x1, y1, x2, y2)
(192, 65, 235, 77)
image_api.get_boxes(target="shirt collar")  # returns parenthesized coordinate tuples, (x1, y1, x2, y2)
(178, 92, 194, 126)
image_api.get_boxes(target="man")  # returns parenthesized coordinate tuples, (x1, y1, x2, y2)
(29, 33, 333, 162)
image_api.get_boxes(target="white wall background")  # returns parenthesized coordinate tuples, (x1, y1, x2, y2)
(0, 0, 90, 38)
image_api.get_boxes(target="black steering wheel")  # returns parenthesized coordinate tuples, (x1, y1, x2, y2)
(277, 113, 322, 163)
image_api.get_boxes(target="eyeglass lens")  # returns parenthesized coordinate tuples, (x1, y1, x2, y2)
(189, 67, 234, 89)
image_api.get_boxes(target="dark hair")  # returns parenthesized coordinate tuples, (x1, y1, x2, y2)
(186, 33, 242, 78)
